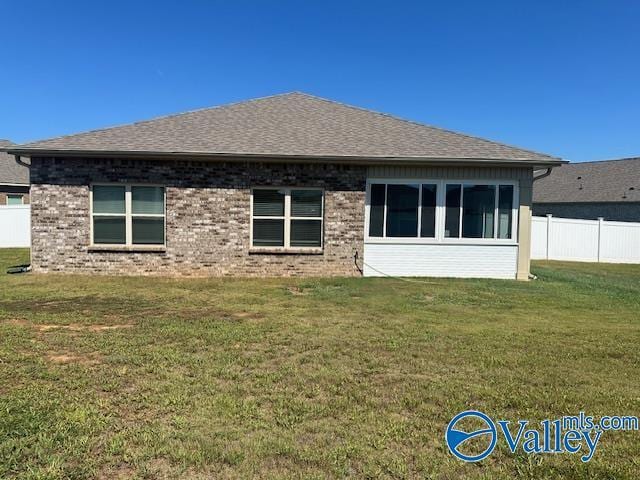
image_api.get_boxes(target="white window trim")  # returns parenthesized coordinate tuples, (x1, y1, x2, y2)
(364, 179, 519, 246)
(90, 183, 166, 248)
(250, 187, 324, 251)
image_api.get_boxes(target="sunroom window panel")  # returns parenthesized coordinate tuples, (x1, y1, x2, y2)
(253, 219, 285, 247)
(420, 184, 437, 238)
(290, 220, 322, 247)
(291, 190, 322, 217)
(93, 217, 126, 244)
(369, 184, 385, 237)
(93, 186, 125, 214)
(132, 186, 164, 214)
(132, 218, 165, 244)
(498, 185, 514, 239)
(445, 184, 461, 238)
(253, 189, 285, 217)
(385, 184, 419, 237)
(462, 185, 496, 239)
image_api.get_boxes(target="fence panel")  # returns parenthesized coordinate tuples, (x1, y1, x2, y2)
(599, 221, 640, 263)
(531, 214, 640, 264)
(531, 216, 548, 259)
(0, 205, 31, 248)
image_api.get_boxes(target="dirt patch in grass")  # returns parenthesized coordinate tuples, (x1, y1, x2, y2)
(37, 323, 134, 332)
(2, 318, 134, 332)
(1, 296, 154, 316)
(96, 463, 136, 480)
(286, 286, 308, 296)
(4, 317, 30, 328)
(47, 350, 102, 365)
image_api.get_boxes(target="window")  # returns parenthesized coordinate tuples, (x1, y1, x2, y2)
(251, 188, 323, 249)
(444, 185, 461, 238)
(6, 194, 23, 205)
(420, 184, 437, 238)
(91, 185, 165, 246)
(497, 185, 514, 239)
(368, 180, 517, 242)
(445, 183, 515, 240)
(368, 183, 438, 238)
(462, 184, 495, 239)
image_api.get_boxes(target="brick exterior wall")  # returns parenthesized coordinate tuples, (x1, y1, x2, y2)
(0, 187, 30, 205)
(30, 157, 366, 276)
(533, 202, 640, 222)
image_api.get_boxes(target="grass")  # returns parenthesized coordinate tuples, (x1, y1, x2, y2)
(0, 248, 639, 479)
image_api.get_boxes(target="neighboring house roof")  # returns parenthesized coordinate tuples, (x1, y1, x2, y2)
(534, 157, 640, 203)
(0, 140, 29, 185)
(3, 92, 561, 166)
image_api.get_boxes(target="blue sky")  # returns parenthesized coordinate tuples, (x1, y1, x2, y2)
(1, 1, 638, 161)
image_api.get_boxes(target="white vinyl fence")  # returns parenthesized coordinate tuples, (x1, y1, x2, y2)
(532, 214, 640, 264)
(0, 205, 31, 248)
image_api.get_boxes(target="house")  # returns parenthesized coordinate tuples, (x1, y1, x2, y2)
(2, 92, 563, 279)
(533, 158, 640, 222)
(0, 140, 30, 205)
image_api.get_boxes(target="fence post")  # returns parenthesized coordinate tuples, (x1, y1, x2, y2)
(546, 214, 553, 260)
(597, 217, 604, 263)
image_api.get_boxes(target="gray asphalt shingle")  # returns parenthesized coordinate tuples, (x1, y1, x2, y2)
(534, 158, 640, 203)
(5, 92, 559, 163)
(0, 140, 29, 185)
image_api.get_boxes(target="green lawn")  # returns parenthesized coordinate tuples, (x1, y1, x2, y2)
(0, 248, 639, 479)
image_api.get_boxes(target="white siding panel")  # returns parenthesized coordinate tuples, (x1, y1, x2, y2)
(368, 165, 532, 181)
(363, 243, 518, 279)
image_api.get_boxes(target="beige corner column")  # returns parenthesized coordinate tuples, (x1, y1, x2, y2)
(516, 177, 533, 281)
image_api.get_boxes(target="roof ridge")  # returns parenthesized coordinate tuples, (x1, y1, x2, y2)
(293, 92, 560, 160)
(16, 92, 300, 148)
(566, 157, 640, 165)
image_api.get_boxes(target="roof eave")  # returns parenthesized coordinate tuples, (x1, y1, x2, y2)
(2, 148, 566, 168)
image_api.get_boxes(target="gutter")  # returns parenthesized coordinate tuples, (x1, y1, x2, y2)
(1, 148, 567, 169)
(0, 182, 29, 187)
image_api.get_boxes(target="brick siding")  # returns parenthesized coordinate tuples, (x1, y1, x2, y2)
(30, 157, 366, 276)
(0, 187, 30, 205)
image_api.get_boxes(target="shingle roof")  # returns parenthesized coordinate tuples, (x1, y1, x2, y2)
(4, 92, 560, 164)
(534, 157, 640, 203)
(0, 140, 29, 185)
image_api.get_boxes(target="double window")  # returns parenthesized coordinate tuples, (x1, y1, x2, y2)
(251, 188, 323, 249)
(91, 185, 165, 246)
(368, 181, 516, 241)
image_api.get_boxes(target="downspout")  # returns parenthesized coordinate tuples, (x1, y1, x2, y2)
(14, 154, 30, 169)
(533, 167, 553, 182)
(12, 155, 32, 274)
(527, 167, 553, 279)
